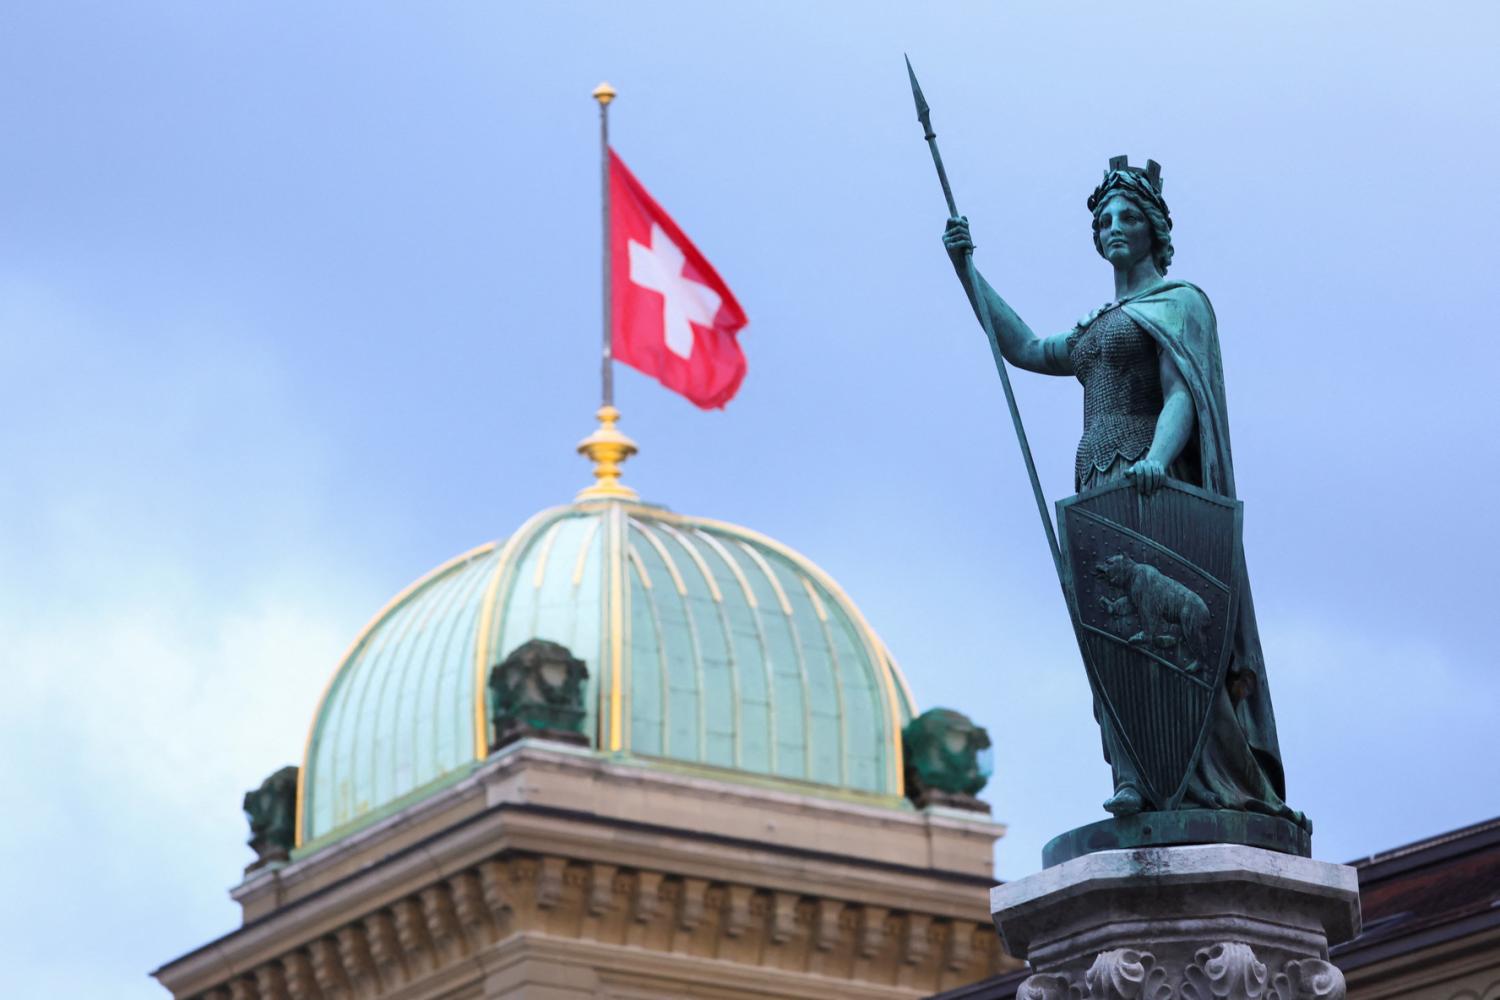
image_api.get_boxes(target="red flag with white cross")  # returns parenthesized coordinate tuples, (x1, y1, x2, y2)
(608, 149, 748, 410)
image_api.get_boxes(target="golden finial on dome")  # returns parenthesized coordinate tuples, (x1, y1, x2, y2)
(576, 404, 639, 500)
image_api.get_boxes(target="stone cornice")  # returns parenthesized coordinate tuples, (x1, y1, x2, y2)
(159, 847, 1013, 999)
(168, 801, 999, 986)
(236, 742, 1001, 920)
(162, 744, 1011, 999)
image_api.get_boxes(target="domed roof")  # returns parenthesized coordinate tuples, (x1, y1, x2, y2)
(296, 491, 917, 849)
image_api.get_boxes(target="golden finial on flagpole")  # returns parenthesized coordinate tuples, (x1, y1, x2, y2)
(592, 81, 616, 106)
(576, 405, 639, 500)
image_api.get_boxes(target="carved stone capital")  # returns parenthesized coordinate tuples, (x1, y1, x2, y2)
(1272, 959, 1346, 1000)
(1085, 948, 1170, 999)
(993, 846, 1359, 1000)
(1181, 942, 1268, 999)
(1016, 943, 1347, 1000)
(1017, 972, 1078, 1000)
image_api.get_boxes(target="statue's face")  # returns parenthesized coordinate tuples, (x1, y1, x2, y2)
(1095, 194, 1153, 269)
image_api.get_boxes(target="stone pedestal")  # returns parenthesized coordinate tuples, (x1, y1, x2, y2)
(991, 844, 1361, 999)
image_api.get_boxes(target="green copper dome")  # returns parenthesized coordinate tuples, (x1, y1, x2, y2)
(296, 497, 918, 850)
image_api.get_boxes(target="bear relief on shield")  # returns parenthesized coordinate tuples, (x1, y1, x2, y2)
(1095, 553, 1213, 675)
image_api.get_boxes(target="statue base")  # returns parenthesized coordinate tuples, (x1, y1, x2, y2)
(1042, 809, 1311, 868)
(993, 844, 1360, 999)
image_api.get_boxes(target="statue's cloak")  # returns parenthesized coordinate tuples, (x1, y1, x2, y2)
(1119, 281, 1287, 800)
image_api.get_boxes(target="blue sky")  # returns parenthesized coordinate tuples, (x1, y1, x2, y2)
(2, 2, 1497, 995)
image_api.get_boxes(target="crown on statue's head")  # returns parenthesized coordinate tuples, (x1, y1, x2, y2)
(1088, 155, 1170, 225)
(1104, 155, 1163, 192)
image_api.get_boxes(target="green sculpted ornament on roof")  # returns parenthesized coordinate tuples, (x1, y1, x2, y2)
(903, 708, 992, 811)
(244, 765, 298, 871)
(488, 639, 590, 751)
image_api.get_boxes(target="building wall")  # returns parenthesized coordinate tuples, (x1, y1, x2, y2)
(157, 742, 1018, 1000)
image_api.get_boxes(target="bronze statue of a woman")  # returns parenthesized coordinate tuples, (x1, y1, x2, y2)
(942, 158, 1307, 835)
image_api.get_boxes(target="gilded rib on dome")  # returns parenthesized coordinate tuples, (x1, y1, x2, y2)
(297, 500, 917, 850)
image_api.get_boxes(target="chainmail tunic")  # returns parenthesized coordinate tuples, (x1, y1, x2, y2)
(1068, 306, 1163, 490)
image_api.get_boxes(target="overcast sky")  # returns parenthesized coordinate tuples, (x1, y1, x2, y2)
(3, 3, 1498, 996)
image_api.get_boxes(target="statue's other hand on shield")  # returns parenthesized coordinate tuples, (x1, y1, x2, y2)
(942, 215, 974, 263)
(1125, 458, 1166, 495)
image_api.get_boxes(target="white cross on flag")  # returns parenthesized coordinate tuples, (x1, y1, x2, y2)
(609, 150, 748, 409)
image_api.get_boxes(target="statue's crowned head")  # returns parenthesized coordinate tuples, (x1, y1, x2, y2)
(1089, 155, 1174, 275)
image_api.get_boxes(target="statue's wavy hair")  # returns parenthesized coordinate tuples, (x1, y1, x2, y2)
(1089, 165, 1174, 275)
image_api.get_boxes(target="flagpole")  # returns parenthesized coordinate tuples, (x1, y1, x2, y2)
(576, 81, 638, 504)
(594, 81, 617, 409)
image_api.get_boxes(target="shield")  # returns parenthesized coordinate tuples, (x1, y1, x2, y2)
(1057, 479, 1243, 810)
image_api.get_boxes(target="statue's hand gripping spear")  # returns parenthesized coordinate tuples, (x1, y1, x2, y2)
(906, 56, 1063, 581)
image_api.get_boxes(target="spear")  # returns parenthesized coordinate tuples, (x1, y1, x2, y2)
(906, 55, 1062, 579)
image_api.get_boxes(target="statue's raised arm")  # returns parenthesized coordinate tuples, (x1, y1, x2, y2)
(940, 215, 1074, 376)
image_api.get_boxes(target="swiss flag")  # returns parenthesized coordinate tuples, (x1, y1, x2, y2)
(609, 150, 748, 409)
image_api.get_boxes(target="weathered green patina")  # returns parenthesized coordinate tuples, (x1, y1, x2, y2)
(489, 639, 590, 749)
(910, 64, 1309, 857)
(1043, 809, 1311, 868)
(243, 765, 298, 870)
(902, 707, 992, 812)
(299, 501, 916, 850)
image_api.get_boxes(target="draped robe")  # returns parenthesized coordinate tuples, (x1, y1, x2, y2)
(1099, 281, 1302, 823)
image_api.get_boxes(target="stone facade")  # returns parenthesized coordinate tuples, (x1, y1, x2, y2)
(155, 741, 1019, 999)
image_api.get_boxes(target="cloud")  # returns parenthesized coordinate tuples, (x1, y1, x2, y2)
(0, 580, 360, 996)
(0, 273, 375, 995)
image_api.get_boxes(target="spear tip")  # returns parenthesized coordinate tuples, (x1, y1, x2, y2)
(905, 55, 928, 117)
(905, 54, 933, 138)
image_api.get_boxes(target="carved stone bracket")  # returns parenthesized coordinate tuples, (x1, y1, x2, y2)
(534, 856, 566, 910)
(587, 862, 617, 916)
(279, 952, 318, 1000)
(633, 870, 664, 925)
(306, 937, 348, 999)
(182, 850, 1005, 1000)
(814, 900, 844, 953)
(677, 876, 708, 931)
(722, 884, 754, 938)
(859, 904, 890, 958)
(904, 913, 933, 967)
(769, 891, 800, 944)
